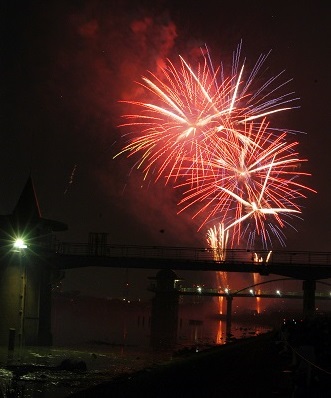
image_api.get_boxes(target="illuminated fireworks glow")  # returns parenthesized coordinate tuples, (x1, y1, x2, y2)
(206, 223, 229, 315)
(175, 119, 315, 247)
(115, 45, 316, 249)
(115, 45, 298, 183)
(206, 222, 228, 263)
(252, 251, 272, 314)
(253, 251, 273, 264)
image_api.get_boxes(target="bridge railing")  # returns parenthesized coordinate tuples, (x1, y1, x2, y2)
(55, 243, 331, 265)
(57, 243, 216, 261)
(179, 287, 331, 298)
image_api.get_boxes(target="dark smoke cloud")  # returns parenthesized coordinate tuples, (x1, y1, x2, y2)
(10, 0, 204, 246)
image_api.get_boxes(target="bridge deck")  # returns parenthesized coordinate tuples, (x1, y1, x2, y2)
(50, 243, 331, 280)
(10, 243, 331, 280)
(56, 243, 331, 265)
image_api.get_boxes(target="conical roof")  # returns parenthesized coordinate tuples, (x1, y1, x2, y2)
(0, 176, 68, 241)
(12, 175, 41, 222)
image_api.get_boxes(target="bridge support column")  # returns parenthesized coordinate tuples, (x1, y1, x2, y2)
(302, 280, 316, 319)
(150, 270, 180, 351)
(226, 295, 233, 338)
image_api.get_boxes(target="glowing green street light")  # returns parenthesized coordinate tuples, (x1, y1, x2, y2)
(13, 238, 27, 250)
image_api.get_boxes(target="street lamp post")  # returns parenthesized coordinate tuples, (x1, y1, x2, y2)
(13, 238, 27, 357)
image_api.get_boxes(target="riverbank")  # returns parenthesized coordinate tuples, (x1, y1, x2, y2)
(0, 317, 270, 397)
(2, 318, 331, 398)
(67, 332, 294, 398)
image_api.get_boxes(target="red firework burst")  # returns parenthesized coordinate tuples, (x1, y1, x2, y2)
(115, 46, 315, 248)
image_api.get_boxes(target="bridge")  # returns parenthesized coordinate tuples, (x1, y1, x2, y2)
(40, 242, 330, 322)
(2, 177, 329, 347)
(4, 241, 331, 347)
(48, 242, 331, 280)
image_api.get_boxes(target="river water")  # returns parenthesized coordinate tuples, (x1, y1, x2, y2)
(0, 318, 271, 398)
(0, 294, 275, 397)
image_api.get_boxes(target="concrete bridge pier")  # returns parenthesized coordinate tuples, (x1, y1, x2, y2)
(149, 269, 180, 350)
(302, 279, 316, 319)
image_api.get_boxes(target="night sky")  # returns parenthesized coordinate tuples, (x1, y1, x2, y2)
(1, 1, 331, 299)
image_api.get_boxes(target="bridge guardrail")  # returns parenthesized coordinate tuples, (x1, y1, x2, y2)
(55, 243, 331, 266)
(179, 287, 331, 298)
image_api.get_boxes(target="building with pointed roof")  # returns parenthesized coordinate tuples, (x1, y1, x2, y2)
(0, 177, 68, 347)
(0, 176, 67, 248)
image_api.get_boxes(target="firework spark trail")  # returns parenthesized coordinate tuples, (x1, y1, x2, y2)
(116, 45, 315, 249)
(115, 48, 299, 185)
(64, 164, 78, 195)
(207, 223, 229, 315)
(116, 56, 228, 180)
(252, 251, 272, 313)
(206, 223, 228, 288)
(253, 251, 272, 263)
(174, 119, 315, 247)
(207, 222, 229, 263)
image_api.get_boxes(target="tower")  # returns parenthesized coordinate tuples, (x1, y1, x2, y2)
(0, 177, 67, 347)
